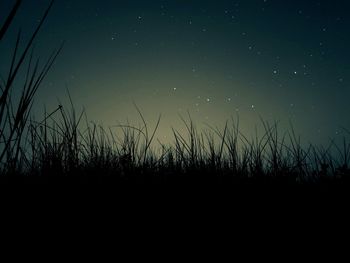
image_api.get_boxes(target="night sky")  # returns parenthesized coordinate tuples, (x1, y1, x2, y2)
(1, 0, 349, 144)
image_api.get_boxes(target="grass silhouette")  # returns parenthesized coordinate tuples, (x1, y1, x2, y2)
(0, 1, 349, 188)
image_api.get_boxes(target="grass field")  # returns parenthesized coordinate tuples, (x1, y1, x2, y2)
(1, 1, 349, 188)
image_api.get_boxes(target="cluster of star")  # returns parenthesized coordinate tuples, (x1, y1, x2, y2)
(102, 1, 346, 121)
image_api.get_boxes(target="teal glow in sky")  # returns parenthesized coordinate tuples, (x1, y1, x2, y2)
(1, 0, 349, 143)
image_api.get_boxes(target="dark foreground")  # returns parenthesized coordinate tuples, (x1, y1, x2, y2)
(1, 170, 349, 195)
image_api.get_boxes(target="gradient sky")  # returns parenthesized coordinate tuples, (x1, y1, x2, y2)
(1, 0, 349, 144)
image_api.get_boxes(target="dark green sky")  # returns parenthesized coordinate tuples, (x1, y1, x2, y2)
(1, 0, 349, 143)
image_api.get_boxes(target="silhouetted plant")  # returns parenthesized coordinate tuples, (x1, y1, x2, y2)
(0, 0, 62, 173)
